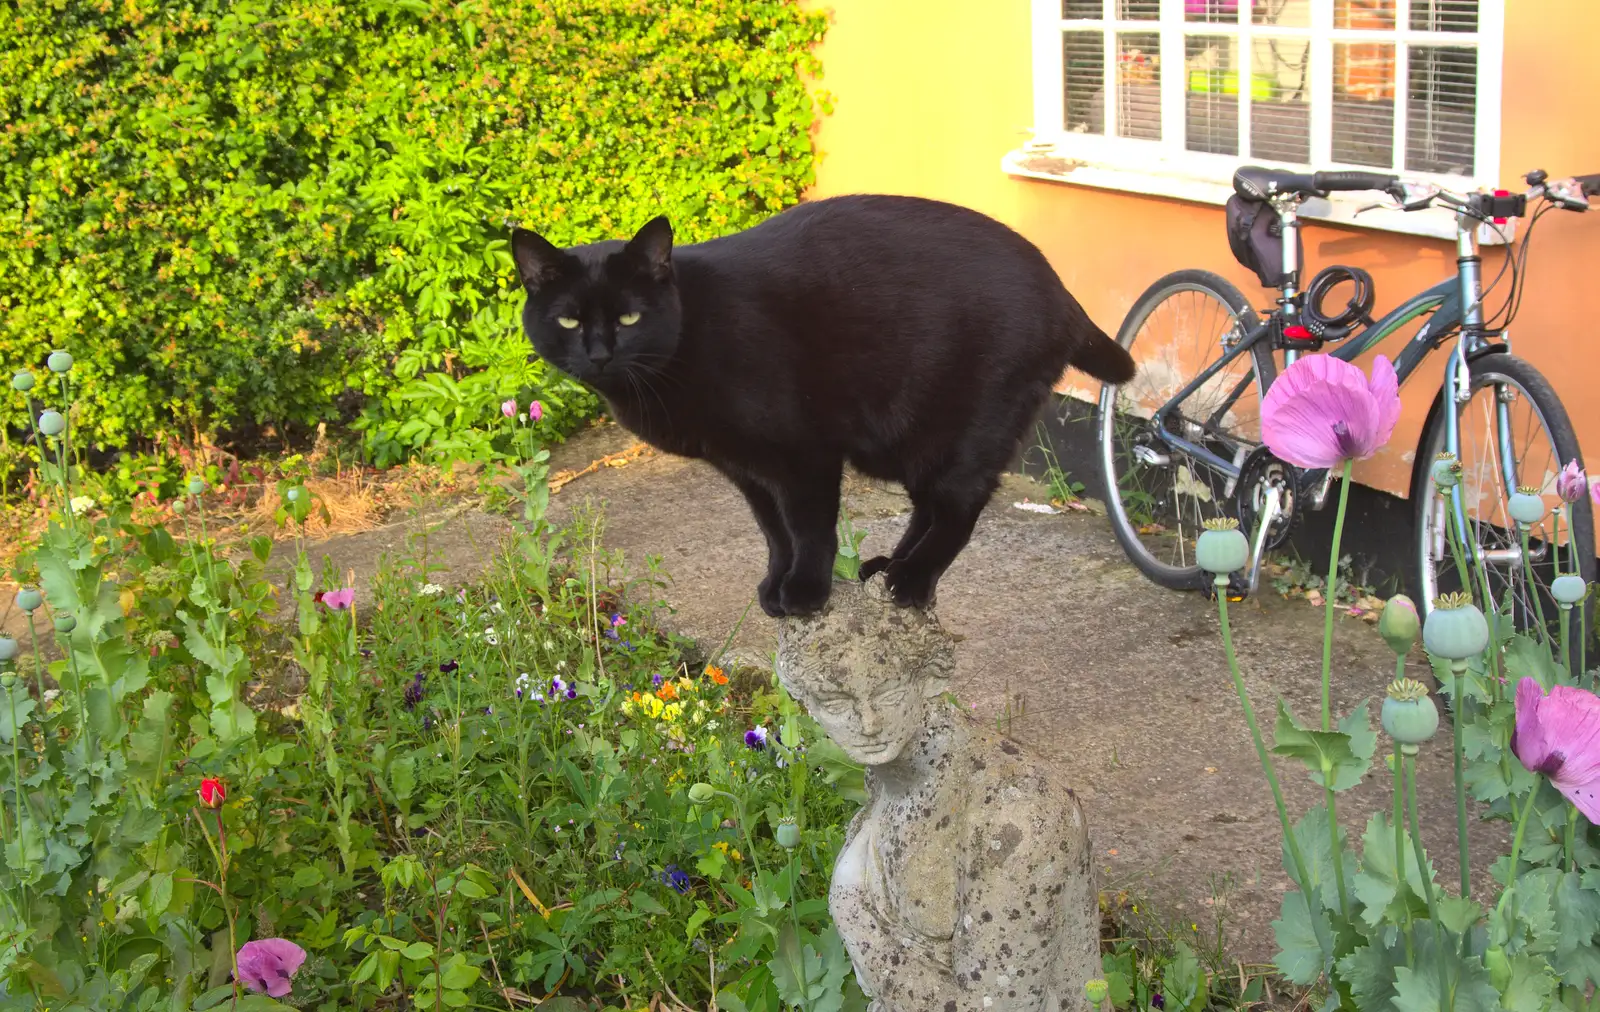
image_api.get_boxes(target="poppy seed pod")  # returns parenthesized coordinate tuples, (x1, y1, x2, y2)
(0, 637, 17, 663)
(1431, 453, 1461, 490)
(15, 589, 42, 613)
(1195, 517, 1249, 575)
(1381, 678, 1440, 745)
(1553, 574, 1588, 607)
(1508, 486, 1546, 527)
(54, 614, 77, 634)
(1423, 592, 1489, 660)
(47, 351, 73, 373)
(775, 818, 801, 850)
(37, 411, 65, 437)
(187, 478, 207, 496)
(10, 371, 34, 391)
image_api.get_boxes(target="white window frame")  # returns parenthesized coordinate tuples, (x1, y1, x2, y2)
(1013, 0, 1505, 240)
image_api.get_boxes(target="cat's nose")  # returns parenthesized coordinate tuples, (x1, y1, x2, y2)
(588, 347, 613, 368)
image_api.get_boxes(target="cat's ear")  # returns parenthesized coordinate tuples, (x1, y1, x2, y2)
(511, 227, 568, 290)
(625, 215, 674, 281)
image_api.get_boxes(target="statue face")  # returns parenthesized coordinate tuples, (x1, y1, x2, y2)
(804, 677, 925, 765)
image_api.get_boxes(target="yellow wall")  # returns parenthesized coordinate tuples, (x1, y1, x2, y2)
(805, 0, 1600, 502)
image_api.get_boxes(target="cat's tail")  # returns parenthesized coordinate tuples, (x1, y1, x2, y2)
(1065, 311, 1137, 385)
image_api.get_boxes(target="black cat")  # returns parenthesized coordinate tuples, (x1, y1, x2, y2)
(511, 194, 1135, 618)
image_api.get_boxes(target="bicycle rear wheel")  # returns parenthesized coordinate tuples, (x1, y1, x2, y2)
(1413, 353, 1595, 650)
(1097, 269, 1274, 591)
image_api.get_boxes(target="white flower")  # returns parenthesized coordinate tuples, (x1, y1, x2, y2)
(544, 639, 556, 650)
(419, 583, 444, 597)
(69, 495, 96, 515)
(491, 601, 505, 614)
(483, 627, 499, 646)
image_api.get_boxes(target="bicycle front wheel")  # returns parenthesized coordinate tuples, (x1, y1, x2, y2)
(1098, 269, 1273, 591)
(1414, 352, 1595, 644)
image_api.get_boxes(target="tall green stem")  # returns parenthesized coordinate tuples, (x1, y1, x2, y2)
(1521, 527, 1552, 649)
(1319, 462, 1353, 919)
(1493, 786, 1540, 925)
(1562, 607, 1573, 682)
(1404, 753, 1453, 1004)
(1320, 461, 1353, 731)
(1448, 658, 1471, 898)
(1392, 749, 1414, 961)
(1218, 584, 1330, 962)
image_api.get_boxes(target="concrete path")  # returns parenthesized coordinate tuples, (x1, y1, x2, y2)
(535, 423, 1509, 968)
(4, 421, 1510, 968)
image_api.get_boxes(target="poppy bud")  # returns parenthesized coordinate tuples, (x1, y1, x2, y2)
(198, 777, 226, 808)
(775, 818, 801, 849)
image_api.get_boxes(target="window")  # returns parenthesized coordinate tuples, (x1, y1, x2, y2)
(1028, 0, 1502, 188)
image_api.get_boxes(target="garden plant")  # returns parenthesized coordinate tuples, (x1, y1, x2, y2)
(1, 355, 867, 1011)
(1167, 351, 1600, 1011)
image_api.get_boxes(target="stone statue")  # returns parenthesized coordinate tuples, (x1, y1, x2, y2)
(775, 578, 1098, 1012)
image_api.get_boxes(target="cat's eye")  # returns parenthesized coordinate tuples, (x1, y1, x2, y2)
(557, 317, 580, 330)
(619, 312, 641, 326)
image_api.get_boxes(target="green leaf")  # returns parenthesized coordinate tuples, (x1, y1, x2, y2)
(685, 900, 713, 940)
(629, 890, 669, 916)
(401, 941, 433, 960)
(1273, 890, 1331, 985)
(1392, 931, 1501, 1012)
(439, 957, 480, 990)
(389, 756, 416, 801)
(0, 682, 36, 744)
(1273, 700, 1371, 791)
(1338, 935, 1404, 1010)
(1500, 951, 1557, 1012)
(1501, 634, 1562, 690)
(1352, 812, 1433, 929)
(1161, 941, 1208, 1012)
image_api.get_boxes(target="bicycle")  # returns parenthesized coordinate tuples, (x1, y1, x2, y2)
(1096, 164, 1599, 637)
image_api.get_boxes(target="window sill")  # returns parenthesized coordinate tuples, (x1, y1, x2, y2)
(1001, 148, 1501, 245)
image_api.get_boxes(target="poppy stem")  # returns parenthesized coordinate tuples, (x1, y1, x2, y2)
(1216, 581, 1330, 963)
(1492, 785, 1540, 926)
(1319, 462, 1353, 921)
(1391, 752, 1414, 962)
(1404, 751, 1453, 1004)
(1520, 527, 1552, 651)
(1449, 658, 1471, 898)
(1320, 460, 1353, 732)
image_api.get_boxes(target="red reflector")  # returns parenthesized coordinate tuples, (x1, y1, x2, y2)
(1494, 188, 1509, 225)
(1284, 324, 1313, 339)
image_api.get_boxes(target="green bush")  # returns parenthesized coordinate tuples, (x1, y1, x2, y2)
(0, 0, 827, 470)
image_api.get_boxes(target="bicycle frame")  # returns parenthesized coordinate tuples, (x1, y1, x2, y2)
(1142, 202, 1507, 594)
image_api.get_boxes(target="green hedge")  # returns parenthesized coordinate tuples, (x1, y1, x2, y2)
(1, 0, 827, 469)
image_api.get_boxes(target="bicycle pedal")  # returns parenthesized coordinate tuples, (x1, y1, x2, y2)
(1202, 575, 1250, 603)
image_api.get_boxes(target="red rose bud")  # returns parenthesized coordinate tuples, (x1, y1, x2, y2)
(199, 777, 226, 808)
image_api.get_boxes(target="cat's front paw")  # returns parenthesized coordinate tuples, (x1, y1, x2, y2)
(777, 569, 832, 617)
(883, 561, 937, 610)
(757, 572, 787, 619)
(857, 555, 892, 581)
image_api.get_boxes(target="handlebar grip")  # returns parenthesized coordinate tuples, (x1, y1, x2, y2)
(1312, 170, 1400, 193)
(1576, 174, 1600, 198)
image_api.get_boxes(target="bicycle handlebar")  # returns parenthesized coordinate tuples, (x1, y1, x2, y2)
(1312, 170, 1400, 193)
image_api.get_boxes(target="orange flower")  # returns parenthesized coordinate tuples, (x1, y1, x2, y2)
(657, 681, 679, 701)
(705, 666, 728, 685)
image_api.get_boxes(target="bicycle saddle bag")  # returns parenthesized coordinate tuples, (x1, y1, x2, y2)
(1225, 194, 1303, 289)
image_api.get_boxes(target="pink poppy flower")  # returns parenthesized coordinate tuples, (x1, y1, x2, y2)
(501, 398, 518, 418)
(1512, 677, 1600, 822)
(529, 400, 544, 422)
(236, 937, 307, 997)
(321, 587, 355, 611)
(1557, 460, 1587, 503)
(1260, 354, 1401, 469)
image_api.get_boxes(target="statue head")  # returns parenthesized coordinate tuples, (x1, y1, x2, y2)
(775, 578, 956, 765)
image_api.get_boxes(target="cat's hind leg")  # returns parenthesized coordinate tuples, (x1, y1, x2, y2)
(858, 509, 932, 581)
(884, 468, 999, 609)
